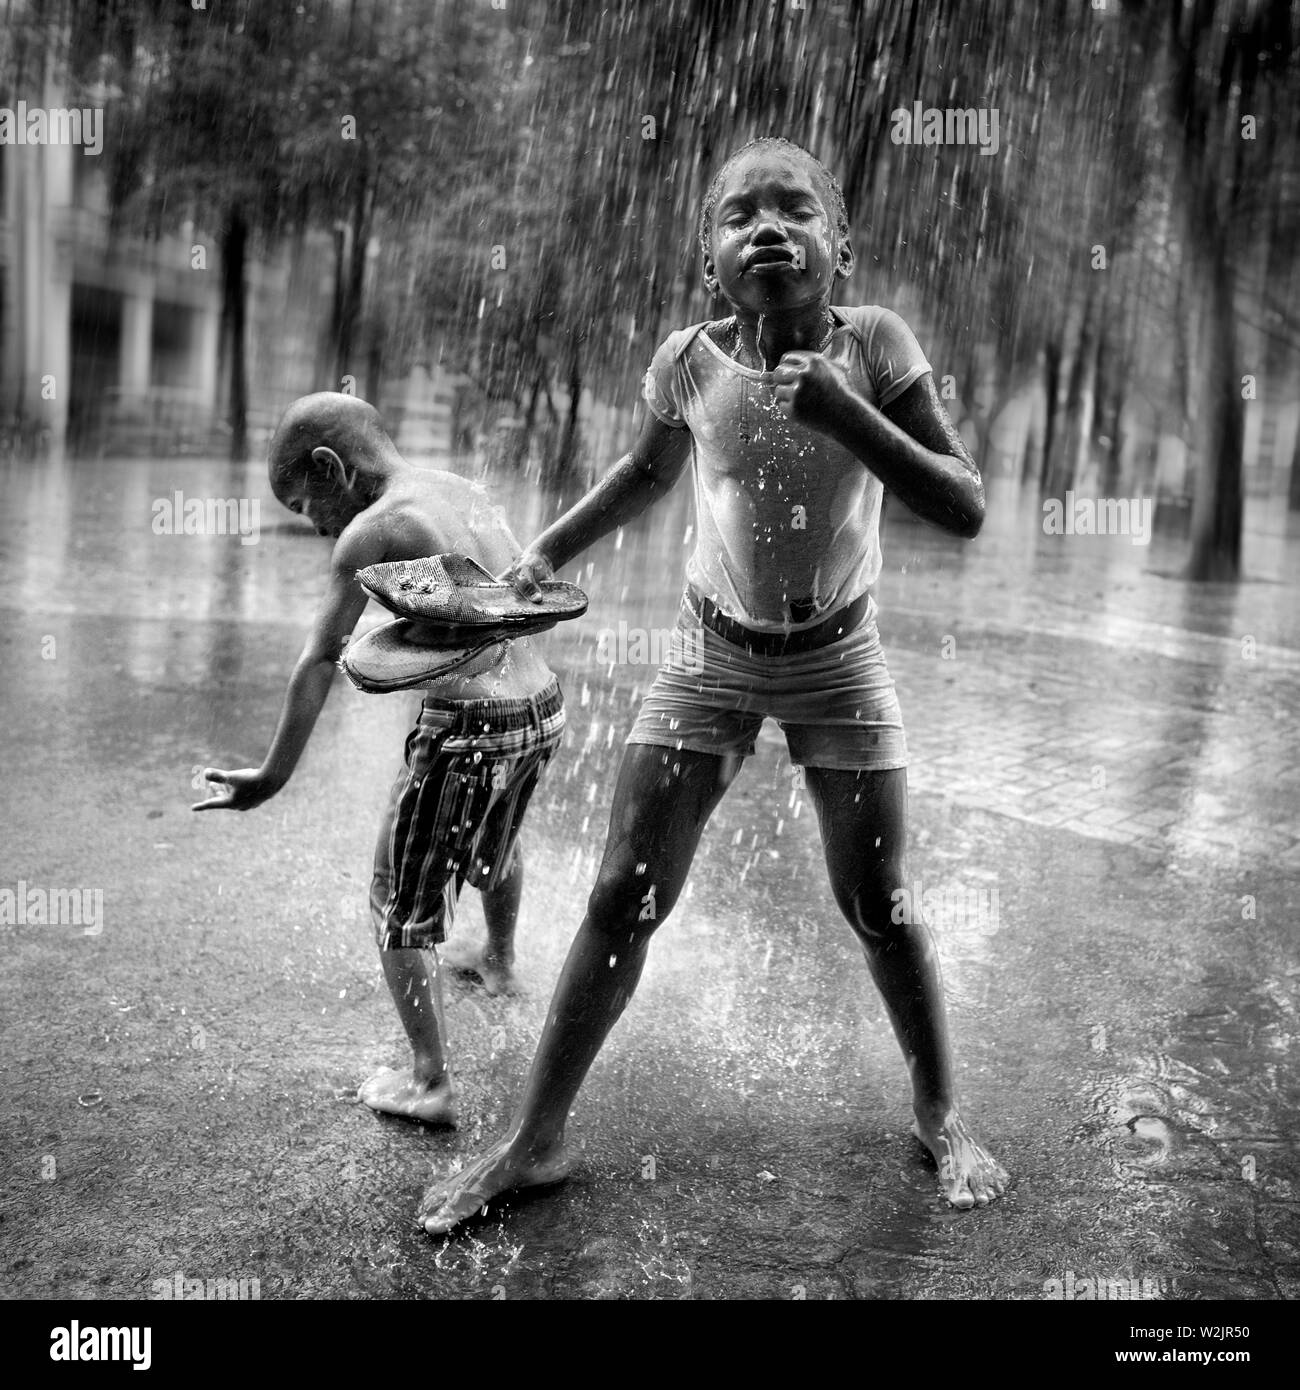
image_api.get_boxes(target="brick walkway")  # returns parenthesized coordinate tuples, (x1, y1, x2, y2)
(889, 622, 1299, 866)
(871, 513, 1300, 871)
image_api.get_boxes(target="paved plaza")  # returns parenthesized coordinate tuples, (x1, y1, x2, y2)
(1, 453, 1297, 1300)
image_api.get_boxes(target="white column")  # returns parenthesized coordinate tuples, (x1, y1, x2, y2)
(192, 300, 220, 412)
(119, 280, 153, 399)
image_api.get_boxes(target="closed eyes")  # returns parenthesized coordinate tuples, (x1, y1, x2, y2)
(722, 200, 819, 224)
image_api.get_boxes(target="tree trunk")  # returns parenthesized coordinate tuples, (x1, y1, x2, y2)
(221, 203, 248, 463)
(1100, 376, 1125, 499)
(524, 371, 543, 433)
(972, 380, 1008, 480)
(1289, 421, 1300, 512)
(335, 175, 370, 388)
(1095, 328, 1115, 495)
(547, 350, 582, 487)
(1053, 291, 1097, 496)
(365, 337, 383, 409)
(327, 223, 347, 386)
(1095, 309, 1129, 497)
(963, 354, 1001, 476)
(1185, 205, 1243, 581)
(1039, 340, 1061, 489)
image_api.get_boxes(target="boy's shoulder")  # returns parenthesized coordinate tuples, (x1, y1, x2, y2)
(333, 472, 502, 573)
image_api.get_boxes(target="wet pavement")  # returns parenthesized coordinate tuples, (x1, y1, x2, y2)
(1, 450, 1298, 1300)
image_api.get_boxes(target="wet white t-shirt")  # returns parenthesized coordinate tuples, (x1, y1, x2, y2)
(642, 304, 930, 631)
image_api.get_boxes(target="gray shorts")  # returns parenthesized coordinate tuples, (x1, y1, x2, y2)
(626, 592, 908, 772)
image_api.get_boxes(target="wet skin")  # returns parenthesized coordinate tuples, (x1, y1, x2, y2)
(419, 749, 1007, 1232)
(358, 948, 460, 1126)
(360, 1067, 459, 1126)
(191, 398, 548, 1124)
(420, 152, 1006, 1233)
(439, 843, 524, 997)
(358, 859, 526, 1125)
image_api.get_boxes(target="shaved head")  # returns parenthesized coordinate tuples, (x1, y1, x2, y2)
(268, 392, 392, 496)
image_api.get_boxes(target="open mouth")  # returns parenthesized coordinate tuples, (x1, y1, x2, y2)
(744, 247, 797, 272)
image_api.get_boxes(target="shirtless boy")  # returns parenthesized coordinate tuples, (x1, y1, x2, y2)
(193, 392, 564, 1125)
(420, 137, 1008, 1229)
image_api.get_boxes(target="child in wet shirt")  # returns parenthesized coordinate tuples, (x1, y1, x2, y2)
(421, 137, 1007, 1234)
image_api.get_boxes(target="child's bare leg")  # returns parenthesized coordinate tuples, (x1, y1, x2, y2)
(805, 765, 1008, 1208)
(444, 851, 522, 995)
(480, 850, 521, 991)
(420, 744, 739, 1234)
(359, 947, 458, 1126)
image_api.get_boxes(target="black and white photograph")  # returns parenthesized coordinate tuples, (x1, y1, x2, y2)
(1, 0, 1296, 1340)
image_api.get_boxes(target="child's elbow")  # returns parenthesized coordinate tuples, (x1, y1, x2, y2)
(958, 504, 984, 540)
(956, 478, 985, 539)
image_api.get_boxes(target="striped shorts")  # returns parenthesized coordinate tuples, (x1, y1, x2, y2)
(370, 677, 565, 950)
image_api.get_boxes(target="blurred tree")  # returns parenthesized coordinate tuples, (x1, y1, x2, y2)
(445, 0, 1149, 490)
(102, 0, 312, 461)
(17, 0, 1293, 550)
(281, 0, 508, 394)
(1120, 0, 1298, 579)
(411, 1, 686, 484)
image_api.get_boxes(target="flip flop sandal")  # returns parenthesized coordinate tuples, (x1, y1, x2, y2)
(358, 554, 587, 628)
(396, 609, 564, 646)
(341, 619, 507, 693)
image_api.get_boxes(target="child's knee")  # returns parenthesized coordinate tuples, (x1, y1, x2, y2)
(585, 862, 675, 937)
(833, 860, 911, 940)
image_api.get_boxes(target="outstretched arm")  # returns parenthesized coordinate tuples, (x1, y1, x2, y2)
(193, 526, 383, 812)
(773, 356, 985, 539)
(502, 413, 693, 594)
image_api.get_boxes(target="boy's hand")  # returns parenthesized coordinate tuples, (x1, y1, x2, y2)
(191, 767, 280, 813)
(773, 351, 854, 429)
(497, 550, 554, 603)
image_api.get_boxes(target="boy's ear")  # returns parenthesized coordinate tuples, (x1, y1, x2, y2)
(836, 234, 855, 281)
(311, 445, 355, 489)
(701, 253, 719, 297)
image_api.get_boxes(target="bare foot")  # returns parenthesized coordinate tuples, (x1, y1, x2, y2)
(912, 1106, 1009, 1209)
(441, 937, 519, 997)
(418, 1139, 570, 1235)
(358, 1067, 458, 1127)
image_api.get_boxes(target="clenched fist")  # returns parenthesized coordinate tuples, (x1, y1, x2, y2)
(772, 350, 855, 429)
